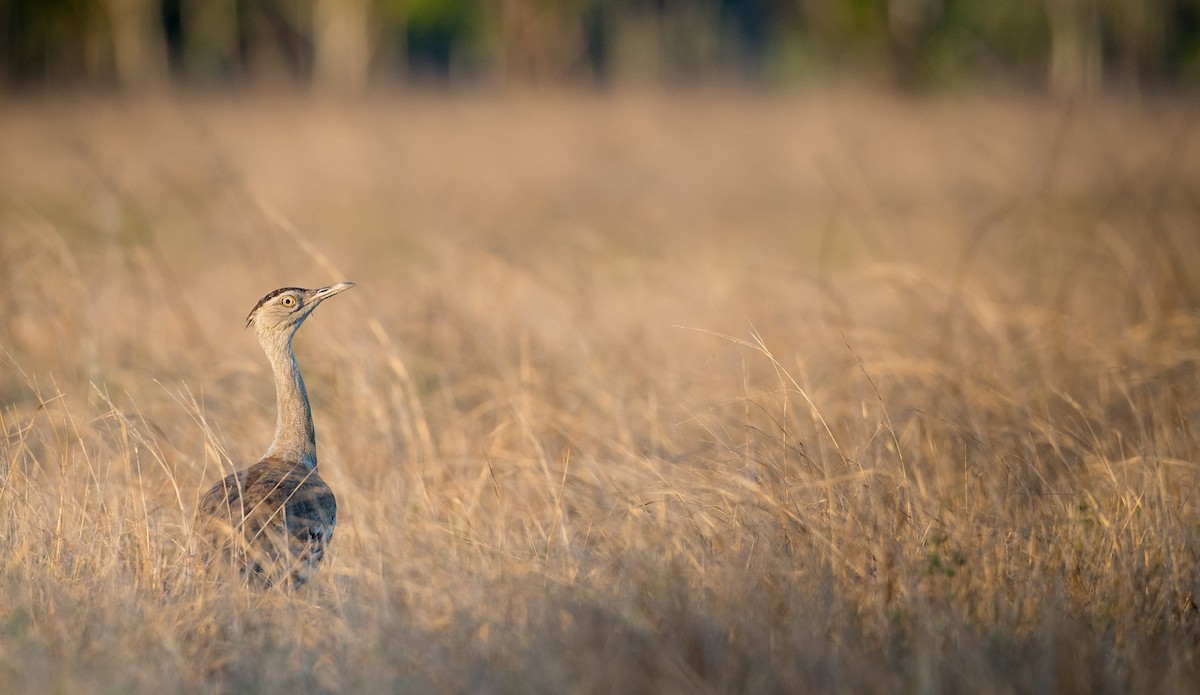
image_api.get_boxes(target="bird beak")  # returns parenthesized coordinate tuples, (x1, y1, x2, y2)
(311, 281, 355, 303)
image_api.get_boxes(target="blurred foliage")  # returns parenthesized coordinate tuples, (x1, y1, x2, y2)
(402, 0, 482, 79)
(0, 0, 1198, 91)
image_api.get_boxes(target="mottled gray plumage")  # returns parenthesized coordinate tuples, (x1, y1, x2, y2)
(198, 282, 353, 588)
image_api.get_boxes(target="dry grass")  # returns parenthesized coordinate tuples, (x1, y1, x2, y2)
(1, 88, 1199, 693)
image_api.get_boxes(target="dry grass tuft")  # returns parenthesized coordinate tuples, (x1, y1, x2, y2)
(1, 90, 1199, 692)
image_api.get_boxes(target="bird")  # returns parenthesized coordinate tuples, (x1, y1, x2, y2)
(197, 282, 353, 589)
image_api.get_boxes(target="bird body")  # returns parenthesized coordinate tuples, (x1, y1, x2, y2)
(198, 282, 353, 588)
(199, 456, 336, 587)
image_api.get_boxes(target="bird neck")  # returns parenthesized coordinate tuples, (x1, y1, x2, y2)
(262, 332, 318, 469)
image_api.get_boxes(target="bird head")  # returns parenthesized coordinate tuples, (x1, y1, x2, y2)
(246, 282, 355, 340)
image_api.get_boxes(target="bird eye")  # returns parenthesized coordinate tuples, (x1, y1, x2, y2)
(281, 295, 297, 308)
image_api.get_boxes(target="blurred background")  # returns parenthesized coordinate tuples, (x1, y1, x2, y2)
(1, 0, 1198, 95)
(2, 4, 1200, 692)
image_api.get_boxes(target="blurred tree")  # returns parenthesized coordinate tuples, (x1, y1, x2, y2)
(1165, 0, 1200, 83)
(104, 0, 168, 88)
(892, 0, 1048, 88)
(1101, 0, 1200, 88)
(719, 0, 772, 79)
(400, 0, 479, 81)
(581, 0, 614, 84)
(313, 0, 369, 92)
(1046, 0, 1102, 95)
(163, 0, 239, 84)
(0, 0, 105, 85)
(627, 0, 722, 83)
(1, 0, 1198, 91)
(243, 0, 314, 84)
(489, 0, 569, 84)
(796, 0, 888, 74)
(886, 0, 940, 87)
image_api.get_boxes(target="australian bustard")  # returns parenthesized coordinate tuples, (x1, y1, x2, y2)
(198, 282, 353, 588)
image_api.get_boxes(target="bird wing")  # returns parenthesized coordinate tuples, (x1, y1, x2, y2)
(199, 458, 336, 542)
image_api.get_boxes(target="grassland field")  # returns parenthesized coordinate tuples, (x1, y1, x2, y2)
(1, 88, 1199, 693)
